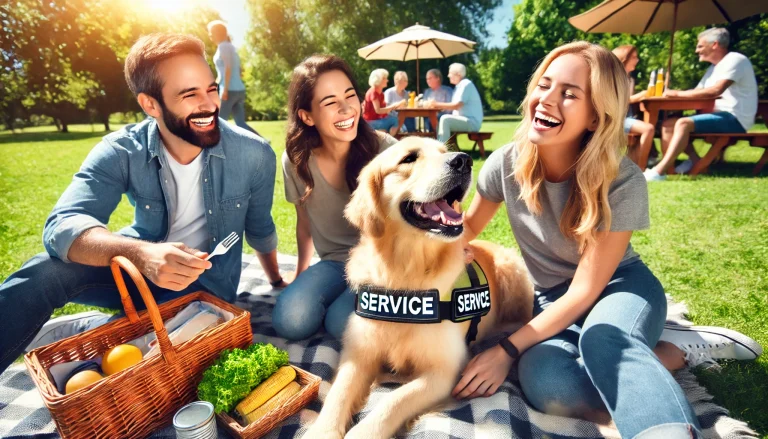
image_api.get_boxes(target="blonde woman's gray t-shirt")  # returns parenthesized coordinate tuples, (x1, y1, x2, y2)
(476, 143, 649, 289)
(282, 132, 398, 262)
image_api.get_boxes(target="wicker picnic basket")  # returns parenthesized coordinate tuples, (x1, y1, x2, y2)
(23, 256, 253, 439)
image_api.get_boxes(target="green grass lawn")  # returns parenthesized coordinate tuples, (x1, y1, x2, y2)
(1, 119, 766, 436)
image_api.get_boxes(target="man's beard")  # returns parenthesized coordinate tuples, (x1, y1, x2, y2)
(159, 102, 221, 148)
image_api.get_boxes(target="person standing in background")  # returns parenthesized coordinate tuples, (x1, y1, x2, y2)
(207, 20, 261, 136)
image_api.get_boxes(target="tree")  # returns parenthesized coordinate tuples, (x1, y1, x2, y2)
(0, 0, 221, 132)
(242, 0, 501, 119)
(476, 0, 768, 112)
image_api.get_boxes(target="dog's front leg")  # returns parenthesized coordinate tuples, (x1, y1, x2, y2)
(344, 369, 456, 439)
(301, 355, 378, 439)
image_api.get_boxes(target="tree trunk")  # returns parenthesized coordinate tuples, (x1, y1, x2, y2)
(61, 122, 69, 133)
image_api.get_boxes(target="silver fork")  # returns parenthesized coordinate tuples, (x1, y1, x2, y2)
(205, 232, 240, 261)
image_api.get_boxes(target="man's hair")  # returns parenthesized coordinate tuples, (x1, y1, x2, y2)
(368, 68, 389, 87)
(124, 33, 206, 102)
(449, 63, 466, 79)
(393, 71, 408, 82)
(698, 28, 730, 50)
(426, 68, 442, 82)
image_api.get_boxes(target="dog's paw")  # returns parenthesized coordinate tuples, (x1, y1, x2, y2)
(344, 423, 380, 439)
(301, 422, 344, 439)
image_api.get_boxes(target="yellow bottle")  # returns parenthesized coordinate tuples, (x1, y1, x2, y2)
(408, 91, 415, 108)
(647, 70, 656, 97)
(655, 68, 664, 96)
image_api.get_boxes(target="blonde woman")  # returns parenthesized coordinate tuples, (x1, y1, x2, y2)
(613, 45, 656, 169)
(450, 42, 760, 438)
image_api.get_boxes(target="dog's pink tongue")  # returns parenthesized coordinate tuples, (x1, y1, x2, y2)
(423, 200, 462, 221)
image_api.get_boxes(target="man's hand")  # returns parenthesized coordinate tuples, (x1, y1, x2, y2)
(221, 89, 229, 101)
(663, 89, 680, 98)
(133, 242, 211, 291)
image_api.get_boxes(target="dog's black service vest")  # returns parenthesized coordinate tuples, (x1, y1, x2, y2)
(354, 261, 490, 344)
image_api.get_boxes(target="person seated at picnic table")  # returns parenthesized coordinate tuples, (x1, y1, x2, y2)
(450, 41, 762, 439)
(644, 28, 758, 181)
(422, 68, 453, 132)
(612, 45, 656, 169)
(384, 71, 416, 133)
(0, 33, 287, 374)
(426, 63, 483, 144)
(274, 55, 397, 341)
(363, 68, 404, 136)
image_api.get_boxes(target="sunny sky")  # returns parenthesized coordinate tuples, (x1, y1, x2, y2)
(211, 0, 518, 48)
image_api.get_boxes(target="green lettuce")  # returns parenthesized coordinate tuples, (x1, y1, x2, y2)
(197, 343, 290, 413)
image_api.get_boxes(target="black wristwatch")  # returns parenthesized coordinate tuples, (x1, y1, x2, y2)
(498, 338, 520, 359)
(269, 277, 284, 288)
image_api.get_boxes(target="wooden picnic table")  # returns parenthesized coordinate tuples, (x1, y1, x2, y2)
(396, 108, 440, 139)
(638, 96, 717, 128)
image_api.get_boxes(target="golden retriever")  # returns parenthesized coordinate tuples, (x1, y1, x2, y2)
(301, 137, 533, 439)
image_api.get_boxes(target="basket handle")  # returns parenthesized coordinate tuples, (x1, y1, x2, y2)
(110, 256, 177, 363)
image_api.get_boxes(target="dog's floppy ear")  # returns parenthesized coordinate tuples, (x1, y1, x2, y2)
(345, 164, 385, 238)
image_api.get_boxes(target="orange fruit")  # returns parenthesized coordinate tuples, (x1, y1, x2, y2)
(101, 344, 143, 375)
(65, 370, 103, 394)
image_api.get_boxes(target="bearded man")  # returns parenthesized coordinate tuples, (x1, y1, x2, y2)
(0, 33, 285, 372)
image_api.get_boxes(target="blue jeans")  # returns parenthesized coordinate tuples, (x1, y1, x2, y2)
(690, 111, 746, 134)
(272, 260, 355, 341)
(0, 253, 204, 373)
(219, 90, 258, 135)
(517, 260, 701, 439)
(367, 115, 399, 132)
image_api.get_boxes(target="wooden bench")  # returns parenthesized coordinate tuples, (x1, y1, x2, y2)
(687, 132, 768, 176)
(447, 132, 493, 158)
(685, 100, 768, 177)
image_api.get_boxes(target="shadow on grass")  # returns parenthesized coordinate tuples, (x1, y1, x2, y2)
(0, 130, 108, 145)
(694, 361, 768, 435)
(684, 160, 766, 179)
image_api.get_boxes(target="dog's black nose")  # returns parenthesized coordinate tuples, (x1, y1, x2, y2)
(448, 153, 472, 173)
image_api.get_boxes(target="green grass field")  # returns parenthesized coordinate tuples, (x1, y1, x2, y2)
(1, 119, 766, 436)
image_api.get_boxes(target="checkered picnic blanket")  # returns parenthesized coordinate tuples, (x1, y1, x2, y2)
(0, 253, 759, 439)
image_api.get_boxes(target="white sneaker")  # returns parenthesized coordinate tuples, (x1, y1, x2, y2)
(660, 324, 763, 368)
(25, 311, 111, 352)
(675, 159, 694, 174)
(644, 168, 666, 182)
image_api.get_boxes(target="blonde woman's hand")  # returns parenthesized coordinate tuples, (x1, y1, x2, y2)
(452, 345, 514, 400)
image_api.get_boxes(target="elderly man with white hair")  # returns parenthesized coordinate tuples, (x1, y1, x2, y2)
(363, 68, 405, 136)
(423, 68, 453, 132)
(427, 63, 483, 143)
(644, 28, 758, 181)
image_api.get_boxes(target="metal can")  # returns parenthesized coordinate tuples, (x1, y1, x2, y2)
(173, 400, 218, 439)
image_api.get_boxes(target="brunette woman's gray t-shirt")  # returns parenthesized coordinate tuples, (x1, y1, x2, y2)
(282, 133, 398, 262)
(476, 143, 649, 289)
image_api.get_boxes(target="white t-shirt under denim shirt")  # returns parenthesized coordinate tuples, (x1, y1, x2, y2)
(476, 143, 649, 289)
(697, 52, 758, 131)
(163, 148, 209, 251)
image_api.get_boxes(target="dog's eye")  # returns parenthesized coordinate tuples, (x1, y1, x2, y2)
(399, 152, 418, 164)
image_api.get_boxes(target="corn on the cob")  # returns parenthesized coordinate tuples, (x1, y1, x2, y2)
(235, 366, 296, 417)
(243, 381, 301, 424)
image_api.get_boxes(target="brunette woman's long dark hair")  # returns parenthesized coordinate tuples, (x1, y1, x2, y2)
(285, 54, 380, 203)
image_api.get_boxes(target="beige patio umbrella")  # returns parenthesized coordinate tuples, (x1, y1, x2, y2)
(357, 23, 476, 93)
(569, 0, 768, 85)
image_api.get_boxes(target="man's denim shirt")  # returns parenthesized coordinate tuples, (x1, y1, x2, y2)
(43, 118, 278, 303)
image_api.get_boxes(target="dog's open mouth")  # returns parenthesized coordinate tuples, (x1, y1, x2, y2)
(400, 184, 466, 237)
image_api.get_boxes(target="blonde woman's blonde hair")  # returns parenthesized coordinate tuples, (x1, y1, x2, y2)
(513, 41, 629, 252)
